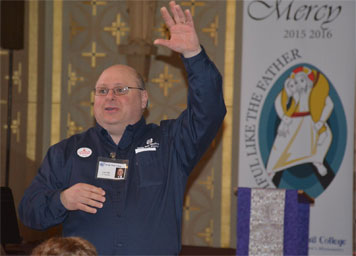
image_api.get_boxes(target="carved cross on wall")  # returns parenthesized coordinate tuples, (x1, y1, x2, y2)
(118, 1, 157, 82)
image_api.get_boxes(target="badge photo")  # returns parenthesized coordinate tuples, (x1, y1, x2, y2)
(114, 167, 127, 180)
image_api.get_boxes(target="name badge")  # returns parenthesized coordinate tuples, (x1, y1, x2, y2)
(96, 157, 129, 181)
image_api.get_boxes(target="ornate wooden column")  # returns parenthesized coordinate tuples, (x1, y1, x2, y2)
(119, 1, 157, 81)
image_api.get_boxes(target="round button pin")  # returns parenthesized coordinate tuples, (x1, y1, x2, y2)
(77, 147, 92, 158)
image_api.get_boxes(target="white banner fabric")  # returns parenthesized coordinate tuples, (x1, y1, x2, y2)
(238, 0, 355, 255)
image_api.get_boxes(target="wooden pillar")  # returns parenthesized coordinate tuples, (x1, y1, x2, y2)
(119, 0, 157, 82)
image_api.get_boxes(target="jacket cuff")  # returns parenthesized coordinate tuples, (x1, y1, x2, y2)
(181, 45, 207, 68)
(49, 190, 68, 218)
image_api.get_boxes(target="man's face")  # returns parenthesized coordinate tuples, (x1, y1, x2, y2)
(94, 65, 148, 132)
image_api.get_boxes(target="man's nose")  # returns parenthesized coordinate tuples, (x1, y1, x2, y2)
(106, 89, 116, 99)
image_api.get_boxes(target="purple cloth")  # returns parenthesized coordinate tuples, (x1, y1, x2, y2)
(236, 187, 251, 255)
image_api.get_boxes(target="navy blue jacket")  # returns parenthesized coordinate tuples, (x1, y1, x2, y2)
(19, 49, 226, 255)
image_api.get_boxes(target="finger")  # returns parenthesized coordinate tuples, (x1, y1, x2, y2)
(153, 38, 171, 48)
(174, 4, 186, 24)
(78, 188, 105, 203)
(169, 1, 178, 18)
(86, 190, 106, 203)
(169, 1, 182, 24)
(77, 203, 98, 214)
(185, 9, 193, 25)
(81, 183, 105, 196)
(82, 197, 104, 209)
(160, 6, 175, 28)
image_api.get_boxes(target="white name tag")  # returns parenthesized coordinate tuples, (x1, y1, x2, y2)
(96, 157, 128, 180)
(135, 147, 156, 154)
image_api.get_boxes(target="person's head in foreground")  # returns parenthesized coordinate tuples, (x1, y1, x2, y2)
(31, 236, 97, 256)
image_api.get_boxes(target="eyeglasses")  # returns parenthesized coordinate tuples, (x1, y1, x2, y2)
(93, 86, 144, 96)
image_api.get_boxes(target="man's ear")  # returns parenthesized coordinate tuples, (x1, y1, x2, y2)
(141, 90, 149, 109)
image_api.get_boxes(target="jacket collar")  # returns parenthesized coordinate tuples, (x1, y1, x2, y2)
(95, 117, 146, 149)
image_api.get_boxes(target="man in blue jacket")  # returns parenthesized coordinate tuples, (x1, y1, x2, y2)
(19, 1, 226, 255)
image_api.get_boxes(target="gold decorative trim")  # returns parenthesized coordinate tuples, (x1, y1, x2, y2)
(82, 42, 106, 68)
(202, 16, 219, 46)
(67, 113, 84, 138)
(27, 0, 39, 161)
(220, 0, 236, 248)
(197, 219, 214, 246)
(67, 63, 84, 95)
(181, 0, 205, 16)
(5, 62, 22, 93)
(183, 195, 200, 221)
(104, 13, 129, 45)
(198, 167, 215, 199)
(155, 23, 170, 40)
(51, 0, 63, 145)
(151, 65, 180, 97)
(13, 112, 21, 142)
(82, 0, 107, 16)
(70, 15, 85, 42)
(3, 112, 21, 143)
(80, 90, 95, 117)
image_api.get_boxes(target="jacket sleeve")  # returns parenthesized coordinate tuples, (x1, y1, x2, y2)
(166, 47, 226, 176)
(18, 143, 70, 230)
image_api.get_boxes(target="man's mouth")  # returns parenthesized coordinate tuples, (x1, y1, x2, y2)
(104, 107, 119, 111)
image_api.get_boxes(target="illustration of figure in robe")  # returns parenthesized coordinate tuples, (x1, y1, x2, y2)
(266, 66, 334, 182)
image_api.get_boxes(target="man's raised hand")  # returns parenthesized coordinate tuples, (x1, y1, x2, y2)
(154, 1, 201, 58)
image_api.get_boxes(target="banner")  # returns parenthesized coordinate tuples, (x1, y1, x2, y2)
(238, 0, 355, 254)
